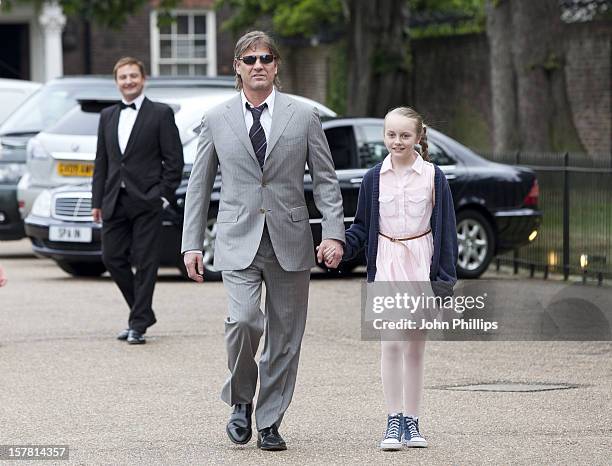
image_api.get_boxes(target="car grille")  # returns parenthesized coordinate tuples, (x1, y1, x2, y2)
(53, 195, 93, 221)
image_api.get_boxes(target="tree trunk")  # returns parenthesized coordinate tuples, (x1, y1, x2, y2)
(486, 0, 518, 152)
(346, 0, 408, 117)
(486, 0, 584, 152)
(346, 0, 374, 116)
(367, 0, 409, 117)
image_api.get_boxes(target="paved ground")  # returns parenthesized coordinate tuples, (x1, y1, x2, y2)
(1, 239, 611, 465)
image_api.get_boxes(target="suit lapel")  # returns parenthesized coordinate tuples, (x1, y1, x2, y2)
(223, 95, 258, 164)
(266, 92, 295, 158)
(109, 105, 122, 158)
(122, 97, 149, 158)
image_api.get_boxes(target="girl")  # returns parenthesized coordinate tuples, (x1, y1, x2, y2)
(337, 107, 457, 450)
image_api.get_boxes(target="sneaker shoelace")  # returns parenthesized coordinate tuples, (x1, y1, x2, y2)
(405, 418, 420, 439)
(385, 416, 402, 439)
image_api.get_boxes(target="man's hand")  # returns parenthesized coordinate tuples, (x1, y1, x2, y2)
(184, 251, 205, 283)
(92, 208, 102, 223)
(316, 239, 344, 269)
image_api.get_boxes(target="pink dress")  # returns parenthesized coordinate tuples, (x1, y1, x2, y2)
(375, 153, 435, 282)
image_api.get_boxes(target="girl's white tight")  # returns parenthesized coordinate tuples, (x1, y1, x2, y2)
(380, 330, 426, 416)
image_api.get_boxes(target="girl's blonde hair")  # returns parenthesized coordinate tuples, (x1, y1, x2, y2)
(384, 107, 429, 161)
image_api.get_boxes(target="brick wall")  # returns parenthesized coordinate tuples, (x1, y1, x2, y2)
(63, 0, 234, 77)
(279, 43, 335, 105)
(88, 8, 152, 75)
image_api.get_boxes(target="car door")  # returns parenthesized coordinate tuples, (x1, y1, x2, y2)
(303, 123, 361, 245)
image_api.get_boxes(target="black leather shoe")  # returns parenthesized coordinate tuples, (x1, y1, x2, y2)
(127, 329, 146, 345)
(117, 329, 130, 341)
(257, 424, 287, 451)
(226, 403, 252, 444)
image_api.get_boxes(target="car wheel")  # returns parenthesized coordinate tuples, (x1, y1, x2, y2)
(456, 209, 495, 279)
(56, 261, 107, 277)
(177, 217, 223, 281)
(201, 217, 222, 281)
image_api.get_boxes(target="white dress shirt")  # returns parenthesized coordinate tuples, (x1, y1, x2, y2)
(118, 93, 145, 154)
(241, 88, 275, 161)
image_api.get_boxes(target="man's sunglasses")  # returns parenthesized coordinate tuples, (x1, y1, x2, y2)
(236, 54, 275, 65)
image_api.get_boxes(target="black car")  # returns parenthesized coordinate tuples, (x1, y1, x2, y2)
(24, 118, 541, 279)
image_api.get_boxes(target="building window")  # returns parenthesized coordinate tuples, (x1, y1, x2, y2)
(150, 10, 217, 76)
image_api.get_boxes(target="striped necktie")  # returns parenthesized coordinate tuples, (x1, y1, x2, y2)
(246, 102, 267, 169)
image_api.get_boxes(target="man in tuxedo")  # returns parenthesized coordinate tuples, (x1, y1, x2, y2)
(92, 57, 183, 345)
(182, 31, 345, 450)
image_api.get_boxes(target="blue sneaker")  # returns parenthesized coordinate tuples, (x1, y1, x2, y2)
(403, 416, 428, 447)
(379, 413, 403, 450)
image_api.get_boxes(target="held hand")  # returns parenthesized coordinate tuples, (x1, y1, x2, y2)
(184, 252, 205, 283)
(92, 208, 102, 224)
(316, 239, 344, 269)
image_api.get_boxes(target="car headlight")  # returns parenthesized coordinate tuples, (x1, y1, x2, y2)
(31, 189, 52, 217)
(27, 138, 50, 160)
(0, 163, 27, 184)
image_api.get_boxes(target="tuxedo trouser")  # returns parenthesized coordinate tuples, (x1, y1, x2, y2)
(220, 226, 310, 430)
(101, 189, 162, 333)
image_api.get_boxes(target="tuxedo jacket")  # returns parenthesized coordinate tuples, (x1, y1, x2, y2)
(181, 91, 345, 272)
(92, 97, 184, 221)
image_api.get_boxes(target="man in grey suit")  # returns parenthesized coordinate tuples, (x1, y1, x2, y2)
(182, 31, 345, 451)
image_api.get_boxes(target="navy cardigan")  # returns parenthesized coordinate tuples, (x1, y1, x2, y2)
(343, 162, 458, 296)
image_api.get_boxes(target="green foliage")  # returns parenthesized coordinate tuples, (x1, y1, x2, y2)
(408, 0, 485, 14)
(408, 0, 486, 38)
(2, 0, 180, 29)
(216, 0, 343, 37)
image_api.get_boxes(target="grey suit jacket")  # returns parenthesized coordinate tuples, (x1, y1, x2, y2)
(181, 91, 345, 272)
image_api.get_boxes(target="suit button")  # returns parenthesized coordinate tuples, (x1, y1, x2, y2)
(121, 162, 125, 167)
(261, 183, 266, 188)
(259, 208, 265, 214)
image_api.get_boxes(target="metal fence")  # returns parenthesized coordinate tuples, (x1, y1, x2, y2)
(479, 151, 612, 284)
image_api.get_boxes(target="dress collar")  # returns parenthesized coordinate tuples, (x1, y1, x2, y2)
(380, 151, 424, 175)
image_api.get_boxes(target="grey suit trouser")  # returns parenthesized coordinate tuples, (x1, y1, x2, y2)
(220, 226, 310, 430)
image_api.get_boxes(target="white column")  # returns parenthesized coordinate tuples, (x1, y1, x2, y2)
(38, 1, 66, 81)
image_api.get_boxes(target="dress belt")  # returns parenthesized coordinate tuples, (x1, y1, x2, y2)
(379, 229, 431, 242)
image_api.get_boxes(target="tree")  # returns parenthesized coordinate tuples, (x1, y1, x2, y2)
(217, 0, 410, 117)
(485, 0, 584, 152)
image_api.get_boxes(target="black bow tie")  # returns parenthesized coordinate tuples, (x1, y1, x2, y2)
(120, 102, 136, 110)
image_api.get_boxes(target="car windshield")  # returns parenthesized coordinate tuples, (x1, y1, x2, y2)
(0, 89, 35, 124)
(0, 81, 118, 136)
(45, 105, 104, 136)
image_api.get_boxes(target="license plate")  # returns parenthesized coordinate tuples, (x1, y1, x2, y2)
(49, 226, 92, 243)
(57, 162, 94, 177)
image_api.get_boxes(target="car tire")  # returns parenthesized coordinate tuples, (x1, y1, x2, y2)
(456, 209, 495, 279)
(56, 260, 107, 277)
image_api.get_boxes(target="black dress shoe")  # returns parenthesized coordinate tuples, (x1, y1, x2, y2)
(127, 329, 146, 345)
(117, 329, 130, 341)
(226, 403, 252, 444)
(257, 424, 287, 451)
